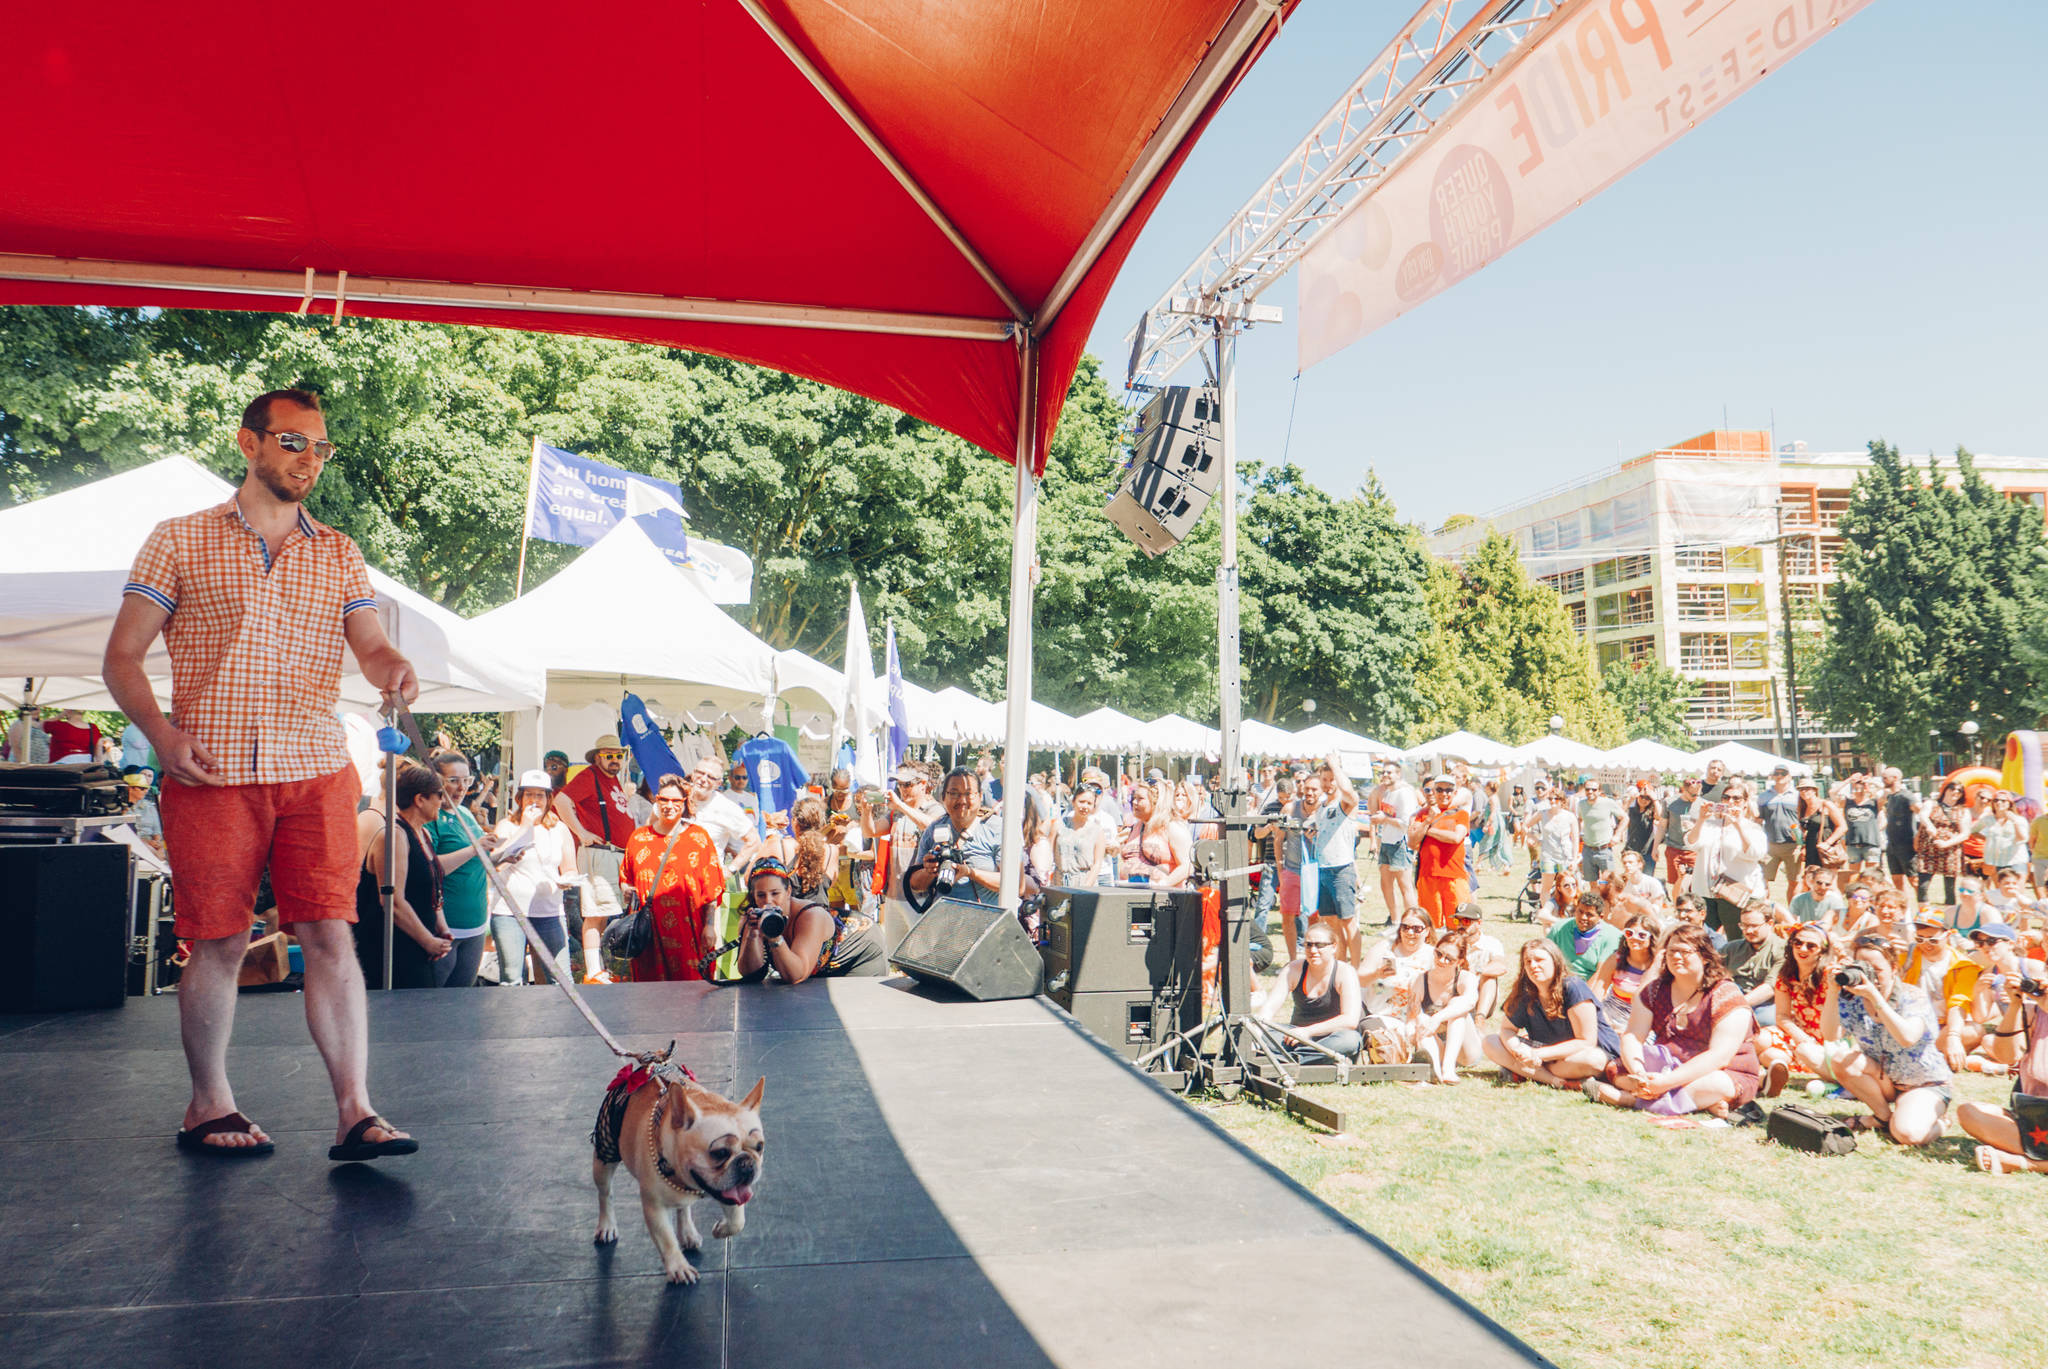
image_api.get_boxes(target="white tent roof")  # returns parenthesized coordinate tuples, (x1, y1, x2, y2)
(1694, 740, 1812, 778)
(1292, 721, 1399, 760)
(1141, 713, 1222, 759)
(924, 686, 1005, 744)
(1240, 718, 1303, 756)
(1601, 737, 1710, 776)
(1069, 705, 1146, 753)
(771, 649, 858, 726)
(1405, 730, 1520, 768)
(1510, 734, 1611, 769)
(0, 456, 543, 711)
(470, 520, 775, 714)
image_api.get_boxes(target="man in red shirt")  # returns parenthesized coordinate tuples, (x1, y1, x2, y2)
(1409, 776, 1472, 930)
(554, 733, 633, 981)
(104, 388, 421, 1162)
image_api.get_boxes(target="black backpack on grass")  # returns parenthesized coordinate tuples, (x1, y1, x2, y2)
(1766, 1104, 1857, 1156)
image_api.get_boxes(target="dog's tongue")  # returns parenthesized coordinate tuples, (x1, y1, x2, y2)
(729, 1183, 754, 1206)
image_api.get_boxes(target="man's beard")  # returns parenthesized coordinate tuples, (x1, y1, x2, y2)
(256, 463, 312, 503)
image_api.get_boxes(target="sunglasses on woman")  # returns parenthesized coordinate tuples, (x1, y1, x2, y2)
(1433, 949, 1460, 963)
(1793, 939, 1825, 953)
(1399, 922, 1428, 934)
(1623, 929, 1652, 943)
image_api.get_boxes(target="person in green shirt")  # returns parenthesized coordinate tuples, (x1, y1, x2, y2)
(1547, 893, 1622, 978)
(425, 753, 495, 988)
(1789, 866, 1847, 931)
(1576, 779, 1625, 884)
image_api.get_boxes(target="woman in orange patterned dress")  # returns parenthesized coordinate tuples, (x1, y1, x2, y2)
(619, 773, 727, 982)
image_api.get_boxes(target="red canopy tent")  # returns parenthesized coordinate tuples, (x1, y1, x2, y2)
(0, 0, 1295, 900)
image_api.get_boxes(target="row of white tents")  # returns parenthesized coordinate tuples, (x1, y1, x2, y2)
(1, 458, 1811, 782)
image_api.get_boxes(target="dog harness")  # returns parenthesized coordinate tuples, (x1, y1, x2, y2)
(591, 1046, 696, 1166)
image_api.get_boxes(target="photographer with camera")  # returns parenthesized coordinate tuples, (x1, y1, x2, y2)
(1957, 936, 2048, 1173)
(904, 767, 1038, 909)
(732, 855, 885, 983)
(1823, 933, 1953, 1145)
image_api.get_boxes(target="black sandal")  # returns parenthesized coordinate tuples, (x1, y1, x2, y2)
(176, 1111, 275, 1158)
(328, 1114, 420, 1162)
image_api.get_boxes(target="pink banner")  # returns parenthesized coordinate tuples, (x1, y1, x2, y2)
(1298, 0, 1871, 368)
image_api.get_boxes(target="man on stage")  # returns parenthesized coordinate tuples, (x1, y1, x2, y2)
(104, 388, 421, 1161)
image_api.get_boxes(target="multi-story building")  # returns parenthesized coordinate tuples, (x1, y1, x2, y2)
(1425, 429, 2048, 769)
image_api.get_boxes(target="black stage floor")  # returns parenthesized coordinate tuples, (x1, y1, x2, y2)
(0, 978, 1548, 1368)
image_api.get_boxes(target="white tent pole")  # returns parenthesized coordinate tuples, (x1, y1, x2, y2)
(1215, 323, 1243, 797)
(514, 436, 541, 598)
(997, 336, 1040, 910)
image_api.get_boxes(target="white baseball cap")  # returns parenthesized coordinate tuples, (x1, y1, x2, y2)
(517, 769, 553, 792)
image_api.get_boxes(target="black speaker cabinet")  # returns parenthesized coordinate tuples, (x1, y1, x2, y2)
(891, 898, 1045, 1001)
(0, 842, 132, 1011)
(1040, 885, 1203, 1057)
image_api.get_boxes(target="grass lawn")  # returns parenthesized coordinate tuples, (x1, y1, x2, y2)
(1213, 868, 2044, 1369)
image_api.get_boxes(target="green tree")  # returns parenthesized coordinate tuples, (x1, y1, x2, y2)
(1812, 442, 2045, 769)
(0, 308, 1227, 716)
(1238, 466, 1429, 736)
(1600, 660, 1696, 746)
(1411, 530, 1624, 746)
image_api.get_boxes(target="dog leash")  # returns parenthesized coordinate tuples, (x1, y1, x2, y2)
(447, 812, 686, 1081)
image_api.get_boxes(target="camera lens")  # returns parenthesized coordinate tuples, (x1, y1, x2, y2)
(759, 910, 787, 941)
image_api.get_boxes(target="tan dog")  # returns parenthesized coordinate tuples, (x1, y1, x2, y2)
(593, 1074, 765, 1284)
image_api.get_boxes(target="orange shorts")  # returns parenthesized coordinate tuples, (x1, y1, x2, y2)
(160, 766, 361, 939)
(1415, 875, 1468, 928)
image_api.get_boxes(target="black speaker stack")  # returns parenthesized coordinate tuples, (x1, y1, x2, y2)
(1040, 884, 1202, 1058)
(0, 843, 132, 1012)
(1102, 385, 1222, 557)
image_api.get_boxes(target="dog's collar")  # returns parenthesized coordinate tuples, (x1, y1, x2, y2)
(646, 1097, 702, 1199)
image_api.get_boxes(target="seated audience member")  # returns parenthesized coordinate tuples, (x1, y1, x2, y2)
(1977, 869, 2039, 931)
(1257, 926, 1363, 1061)
(1850, 887, 1913, 960)
(1359, 912, 1436, 1040)
(1837, 883, 1877, 937)
(1483, 940, 1618, 1089)
(1756, 924, 1833, 1091)
(1449, 902, 1507, 1020)
(1409, 930, 1481, 1084)
(1826, 933, 1953, 1145)
(1723, 904, 1786, 1027)
(1589, 913, 1661, 1037)
(1532, 869, 1583, 933)
(1957, 954, 2048, 1172)
(1789, 865, 1846, 931)
(1899, 910, 1967, 1006)
(734, 856, 886, 983)
(1617, 848, 1667, 907)
(1946, 876, 1990, 939)
(1671, 894, 1725, 953)
(1935, 923, 2016, 1070)
(1547, 893, 1622, 979)
(1585, 926, 1761, 1118)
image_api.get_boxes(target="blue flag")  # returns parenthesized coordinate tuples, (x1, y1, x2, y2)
(885, 620, 908, 772)
(619, 693, 685, 792)
(523, 440, 755, 604)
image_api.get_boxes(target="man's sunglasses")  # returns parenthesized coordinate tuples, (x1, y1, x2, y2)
(249, 426, 339, 460)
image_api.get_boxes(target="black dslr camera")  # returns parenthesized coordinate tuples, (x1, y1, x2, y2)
(928, 841, 966, 869)
(757, 908, 789, 942)
(1833, 964, 1871, 991)
(2018, 973, 2046, 998)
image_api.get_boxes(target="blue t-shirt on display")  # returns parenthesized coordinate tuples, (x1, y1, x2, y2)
(734, 736, 808, 824)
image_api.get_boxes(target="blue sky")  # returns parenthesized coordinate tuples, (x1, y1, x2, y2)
(1086, 1, 2047, 531)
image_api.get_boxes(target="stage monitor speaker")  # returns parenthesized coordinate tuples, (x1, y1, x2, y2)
(0, 842, 131, 1012)
(891, 898, 1045, 1001)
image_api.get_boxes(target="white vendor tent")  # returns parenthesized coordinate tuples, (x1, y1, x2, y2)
(471, 520, 780, 718)
(0, 456, 543, 712)
(1069, 706, 1147, 756)
(1511, 734, 1611, 770)
(1142, 713, 1222, 759)
(1239, 718, 1305, 757)
(1292, 721, 1399, 760)
(1694, 740, 1812, 778)
(926, 687, 1006, 744)
(1405, 730, 1520, 768)
(1602, 738, 1710, 776)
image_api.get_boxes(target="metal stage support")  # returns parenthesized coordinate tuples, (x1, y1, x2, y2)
(1114, 0, 1571, 1114)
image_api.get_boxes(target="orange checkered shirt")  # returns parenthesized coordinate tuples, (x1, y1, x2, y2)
(123, 497, 379, 785)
